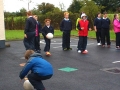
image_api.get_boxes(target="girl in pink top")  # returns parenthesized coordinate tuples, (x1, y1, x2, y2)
(113, 14, 120, 49)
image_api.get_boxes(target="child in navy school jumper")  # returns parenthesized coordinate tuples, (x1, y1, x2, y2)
(94, 13, 102, 46)
(60, 12, 72, 51)
(41, 19, 54, 56)
(23, 11, 37, 50)
(77, 13, 91, 54)
(101, 12, 111, 47)
(19, 50, 53, 90)
(33, 15, 42, 53)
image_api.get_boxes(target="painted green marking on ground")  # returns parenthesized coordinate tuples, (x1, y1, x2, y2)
(58, 67, 78, 72)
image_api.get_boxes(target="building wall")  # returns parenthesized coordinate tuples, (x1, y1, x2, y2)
(0, 0, 5, 48)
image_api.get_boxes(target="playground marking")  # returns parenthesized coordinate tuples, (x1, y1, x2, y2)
(58, 67, 78, 72)
(112, 61, 120, 64)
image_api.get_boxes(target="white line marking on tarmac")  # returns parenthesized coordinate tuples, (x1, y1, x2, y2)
(112, 61, 120, 63)
(53, 43, 94, 49)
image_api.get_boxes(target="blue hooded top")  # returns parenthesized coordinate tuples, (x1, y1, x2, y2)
(19, 53, 53, 79)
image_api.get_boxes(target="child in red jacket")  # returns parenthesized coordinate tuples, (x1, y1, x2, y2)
(77, 13, 91, 54)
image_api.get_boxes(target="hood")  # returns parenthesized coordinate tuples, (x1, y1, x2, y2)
(30, 53, 42, 58)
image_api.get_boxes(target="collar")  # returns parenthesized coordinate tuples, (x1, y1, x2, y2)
(64, 18, 69, 21)
(103, 17, 107, 19)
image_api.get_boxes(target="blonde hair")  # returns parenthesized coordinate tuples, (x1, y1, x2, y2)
(24, 50, 34, 60)
(64, 12, 69, 16)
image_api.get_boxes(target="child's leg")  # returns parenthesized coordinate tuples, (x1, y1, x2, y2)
(106, 29, 111, 46)
(116, 33, 119, 47)
(78, 36, 83, 51)
(96, 31, 100, 43)
(28, 73, 45, 90)
(44, 37, 50, 52)
(82, 36, 87, 51)
(118, 33, 120, 47)
(62, 31, 67, 50)
(66, 32, 71, 49)
(101, 29, 105, 46)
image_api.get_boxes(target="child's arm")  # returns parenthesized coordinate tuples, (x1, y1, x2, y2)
(60, 20, 64, 31)
(24, 19, 29, 38)
(19, 60, 33, 80)
(38, 22, 42, 33)
(94, 18, 97, 32)
(41, 26, 46, 37)
(77, 22, 81, 30)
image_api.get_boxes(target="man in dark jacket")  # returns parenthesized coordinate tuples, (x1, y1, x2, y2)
(60, 12, 72, 51)
(101, 12, 111, 47)
(19, 50, 53, 90)
(23, 11, 37, 50)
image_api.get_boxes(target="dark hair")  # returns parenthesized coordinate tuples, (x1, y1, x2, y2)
(113, 14, 118, 23)
(103, 11, 107, 15)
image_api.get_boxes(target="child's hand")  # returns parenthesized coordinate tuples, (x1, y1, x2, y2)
(81, 27, 84, 30)
(95, 29, 97, 32)
(89, 28, 92, 31)
(24, 34, 27, 38)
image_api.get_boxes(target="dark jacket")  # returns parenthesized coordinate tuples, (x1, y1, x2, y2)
(24, 17, 37, 38)
(101, 18, 110, 29)
(41, 25, 54, 37)
(60, 19, 72, 32)
(37, 21, 42, 33)
(94, 18, 102, 29)
(19, 53, 53, 79)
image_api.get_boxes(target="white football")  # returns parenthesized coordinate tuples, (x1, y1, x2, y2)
(23, 80, 34, 90)
(46, 33, 53, 39)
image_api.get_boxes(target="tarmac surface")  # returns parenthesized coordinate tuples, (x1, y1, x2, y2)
(0, 38, 120, 90)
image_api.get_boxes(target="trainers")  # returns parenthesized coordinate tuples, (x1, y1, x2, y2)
(85, 50, 88, 53)
(63, 48, 67, 51)
(97, 43, 101, 46)
(82, 50, 88, 54)
(68, 48, 72, 50)
(78, 50, 81, 53)
(102, 45, 105, 47)
(46, 52, 51, 56)
(116, 46, 120, 50)
(107, 45, 110, 48)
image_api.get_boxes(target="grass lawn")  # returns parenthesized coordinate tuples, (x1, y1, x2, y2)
(5, 30, 115, 41)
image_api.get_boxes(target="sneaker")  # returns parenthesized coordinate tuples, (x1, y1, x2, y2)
(85, 50, 88, 53)
(82, 50, 88, 54)
(102, 45, 105, 47)
(107, 45, 110, 48)
(46, 52, 51, 56)
(68, 48, 72, 50)
(116, 46, 120, 50)
(78, 50, 81, 53)
(63, 48, 67, 51)
(97, 43, 101, 46)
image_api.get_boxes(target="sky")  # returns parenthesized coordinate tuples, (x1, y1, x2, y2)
(3, 0, 72, 12)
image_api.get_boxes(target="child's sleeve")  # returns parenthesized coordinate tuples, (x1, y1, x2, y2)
(19, 60, 33, 79)
(52, 27, 54, 35)
(24, 19, 29, 34)
(38, 22, 42, 33)
(41, 27, 46, 37)
(60, 20, 64, 31)
(77, 22, 81, 30)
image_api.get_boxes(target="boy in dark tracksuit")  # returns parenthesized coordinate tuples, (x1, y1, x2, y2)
(101, 12, 111, 47)
(33, 15, 42, 53)
(19, 50, 53, 90)
(60, 12, 72, 51)
(41, 19, 54, 56)
(94, 13, 102, 45)
(77, 13, 91, 54)
(23, 11, 37, 50)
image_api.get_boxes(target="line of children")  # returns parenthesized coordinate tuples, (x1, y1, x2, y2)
(60, 12, 72, 51)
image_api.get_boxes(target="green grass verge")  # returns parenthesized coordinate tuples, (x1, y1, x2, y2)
(5, 30, 115, 41)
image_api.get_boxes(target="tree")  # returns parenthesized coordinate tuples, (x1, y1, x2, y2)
(80, 0, 101, 28)
(37, 2, 55, 14)
(93, 0, 120, 12)
(68, 0, 83, 13)
(20, 8, 27, 16)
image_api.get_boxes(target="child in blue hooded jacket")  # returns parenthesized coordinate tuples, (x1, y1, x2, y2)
(19, 50, 53, 90)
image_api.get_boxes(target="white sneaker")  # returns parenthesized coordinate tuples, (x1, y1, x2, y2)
(78, 50, 81, 53)
(85, 50, 88, 52)
(97, 43, 101, 46)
